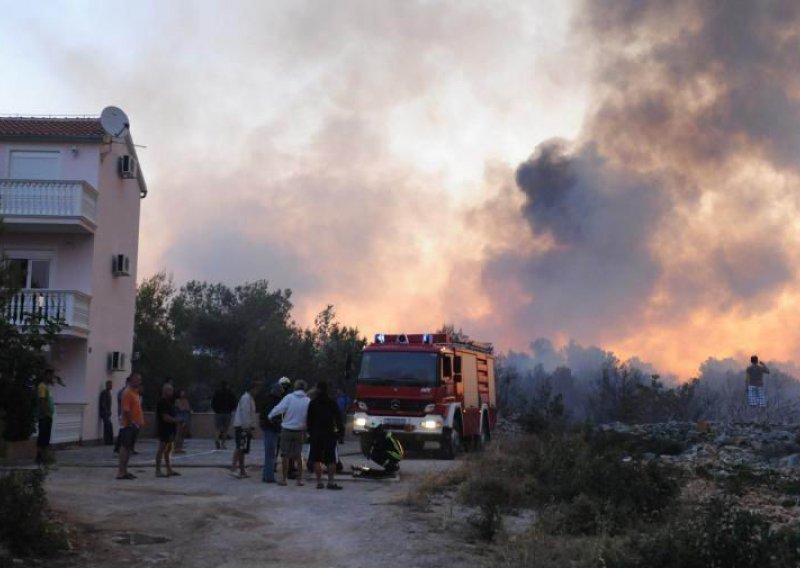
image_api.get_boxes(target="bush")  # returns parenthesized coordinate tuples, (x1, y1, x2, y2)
(521, 433, 682, 535)
(0, 470, 67, 557)
(616, 498, 800, 568)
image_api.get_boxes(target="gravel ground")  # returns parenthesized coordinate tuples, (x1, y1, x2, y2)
(44, 438, 486, 567)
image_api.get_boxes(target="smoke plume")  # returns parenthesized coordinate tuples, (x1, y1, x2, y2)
(475, 0, 800, 376)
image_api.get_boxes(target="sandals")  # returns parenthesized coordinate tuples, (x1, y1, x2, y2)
(156, 471, 169, 478)
(277, 480, 288, 486)
(316, 482, 325, 489)
(116, 473, 136, 480)
(168, 471, 181, 476)
(327, 483, 343, 490)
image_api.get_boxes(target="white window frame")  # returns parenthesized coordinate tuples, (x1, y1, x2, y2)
(2, 248, 55, 289)
(7, 147, 62, 180)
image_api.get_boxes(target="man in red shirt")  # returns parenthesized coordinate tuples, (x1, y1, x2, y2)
(117, 373, 144, 480)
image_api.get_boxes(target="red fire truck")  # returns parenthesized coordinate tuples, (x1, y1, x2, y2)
(352, 333, 497, 459)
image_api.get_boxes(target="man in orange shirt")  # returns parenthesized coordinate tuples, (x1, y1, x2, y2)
(117, 373, 144, 480)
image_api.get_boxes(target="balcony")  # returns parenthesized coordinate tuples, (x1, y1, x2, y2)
(0, 180, 98, 233)
(5, 289, 91, 337)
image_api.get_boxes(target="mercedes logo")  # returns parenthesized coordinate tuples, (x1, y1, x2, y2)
(390, 399, 400, 410)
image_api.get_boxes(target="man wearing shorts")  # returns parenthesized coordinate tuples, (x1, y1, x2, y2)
(231, 382, 258, 479)
(117, 373, 144, 480)
(155, 383, 179, 478)
(269, 379, 310, 486)
(307, 381, 344, 490)
(746, 355, 770, 410)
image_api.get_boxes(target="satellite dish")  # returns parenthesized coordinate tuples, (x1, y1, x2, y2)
(100, 106, 130, 138)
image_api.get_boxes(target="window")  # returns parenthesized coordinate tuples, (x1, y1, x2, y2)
(9, 150, 61, 180)
(6, 258, 51, 289)
(357, 352, 439, 387)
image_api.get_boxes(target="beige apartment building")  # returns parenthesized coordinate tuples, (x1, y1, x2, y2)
(0, 109, 146, 443)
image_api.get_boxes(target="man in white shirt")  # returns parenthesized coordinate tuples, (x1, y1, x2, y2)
(268, 380, 310, 486)
(231, 381, 259, 479)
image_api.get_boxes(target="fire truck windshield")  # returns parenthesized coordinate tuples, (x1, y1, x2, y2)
(357, 352, 438, 387)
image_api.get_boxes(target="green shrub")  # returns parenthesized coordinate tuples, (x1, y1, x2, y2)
(615, 498, 800, 568)
(0, 470, 67, 557)
(521, 433, 682, 534)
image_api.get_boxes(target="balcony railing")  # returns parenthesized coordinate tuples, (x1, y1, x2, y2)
(5, 289, 91, 335)
(0, 179, 98, 233)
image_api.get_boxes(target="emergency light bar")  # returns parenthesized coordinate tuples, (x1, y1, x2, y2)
(372, 333, 449, 345)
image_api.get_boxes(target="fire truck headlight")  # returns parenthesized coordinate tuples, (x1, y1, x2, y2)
(421, 419, 440, 430)
(354, 417, 368, 428)
(423, 403, 435, 413)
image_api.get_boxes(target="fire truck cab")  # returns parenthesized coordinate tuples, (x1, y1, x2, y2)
(352, 333, 497, 459)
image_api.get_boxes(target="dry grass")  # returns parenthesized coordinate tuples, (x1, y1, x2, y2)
(401, 464, 469, 510)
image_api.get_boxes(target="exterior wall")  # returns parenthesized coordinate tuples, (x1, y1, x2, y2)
(81, 143, 141, 441)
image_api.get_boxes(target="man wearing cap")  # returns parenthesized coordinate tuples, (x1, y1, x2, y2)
(259, 377, 291, 483)
(269, 379, 310, 486)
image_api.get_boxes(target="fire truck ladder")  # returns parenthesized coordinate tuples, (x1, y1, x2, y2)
(436, 339, 494, 355)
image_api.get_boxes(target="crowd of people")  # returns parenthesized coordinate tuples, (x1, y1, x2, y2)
(108, 373, 393, 488)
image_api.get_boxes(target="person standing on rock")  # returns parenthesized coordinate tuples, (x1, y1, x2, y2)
(268, 379, 310, 486)
(231, 381, 259, 479)
(746, 355, 770, 410)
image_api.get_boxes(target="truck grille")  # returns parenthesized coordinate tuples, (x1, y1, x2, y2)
(363, 398, 429, 414)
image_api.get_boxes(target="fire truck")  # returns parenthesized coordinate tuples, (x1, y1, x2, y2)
(352, 333, 497, 459)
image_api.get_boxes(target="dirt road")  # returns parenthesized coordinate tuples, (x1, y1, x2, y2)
(46, 439, 485, 567)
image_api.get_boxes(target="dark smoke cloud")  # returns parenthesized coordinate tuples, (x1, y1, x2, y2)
(475, 0, 800, 371)
(482, 140, 665, 338)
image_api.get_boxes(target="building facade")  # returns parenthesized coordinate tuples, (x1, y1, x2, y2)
(0, 110, 146, 443)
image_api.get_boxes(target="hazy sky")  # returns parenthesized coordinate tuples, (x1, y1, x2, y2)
(3, 0, 799, 378)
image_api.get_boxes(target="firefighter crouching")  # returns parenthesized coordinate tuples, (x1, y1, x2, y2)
(352, 421, 404, 478)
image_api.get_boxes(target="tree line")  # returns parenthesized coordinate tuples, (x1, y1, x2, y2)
(134, 273, 367, 410)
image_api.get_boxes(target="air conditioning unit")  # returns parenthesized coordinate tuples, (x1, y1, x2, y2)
(118, 155, 138, 179)
(112, 254, 131, 277)
(108, 351, 126, 372)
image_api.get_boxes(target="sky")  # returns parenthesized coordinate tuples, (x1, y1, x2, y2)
(2, 0, 800, 379)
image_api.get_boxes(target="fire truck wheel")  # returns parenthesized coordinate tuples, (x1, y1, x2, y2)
(439, 421, 461, 460)
(359, 434, 372, 458)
